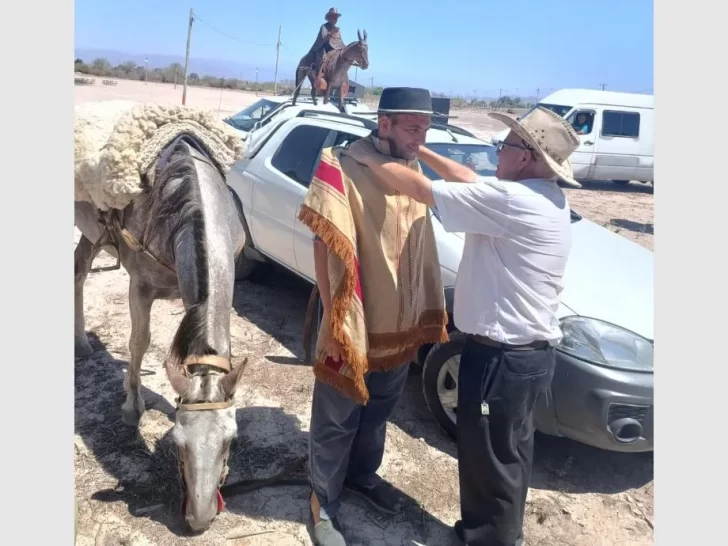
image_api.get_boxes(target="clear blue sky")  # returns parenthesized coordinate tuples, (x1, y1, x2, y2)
(74, 0, 653, 97)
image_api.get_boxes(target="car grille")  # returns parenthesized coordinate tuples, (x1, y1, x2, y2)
(608, 403, 650, 424)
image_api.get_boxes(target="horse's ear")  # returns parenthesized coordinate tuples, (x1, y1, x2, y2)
(363, 29, 367, 41)
(357, 29, 362, 41)
(220, 357, 249, 399)
(165, 360, 191, 396)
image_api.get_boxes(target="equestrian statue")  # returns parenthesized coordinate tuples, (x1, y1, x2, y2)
(292, 7, 369, 112)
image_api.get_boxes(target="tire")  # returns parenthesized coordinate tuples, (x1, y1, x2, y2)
(612, 180, 631, 186)
(421, 331, 468, 440)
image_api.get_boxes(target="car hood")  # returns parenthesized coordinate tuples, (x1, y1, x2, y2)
(559, 217, 653, 339)
(433, 214, 653, 340)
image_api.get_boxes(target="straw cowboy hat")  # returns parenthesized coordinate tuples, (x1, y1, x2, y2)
(325, 7, 342, 20)
(489, 107, 582, 188)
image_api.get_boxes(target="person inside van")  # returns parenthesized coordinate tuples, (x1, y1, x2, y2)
(572, 113, 592, 134)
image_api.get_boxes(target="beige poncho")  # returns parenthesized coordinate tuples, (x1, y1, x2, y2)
(297, 135, 449, 404)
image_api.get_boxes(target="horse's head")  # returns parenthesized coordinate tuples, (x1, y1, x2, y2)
(348, 29, 369, 70)
(165, 356, 249, 533)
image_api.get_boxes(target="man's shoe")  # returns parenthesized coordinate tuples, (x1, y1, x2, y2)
(344, 479, 402, 515)
(312, 517, 347, 546)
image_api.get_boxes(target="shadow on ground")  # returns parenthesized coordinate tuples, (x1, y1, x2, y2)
(232, 264, 313, 364)
(75, 332, 455, 543)
(610, 218, 654, 234)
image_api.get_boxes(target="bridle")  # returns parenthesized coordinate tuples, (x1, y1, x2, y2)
(344, 41, 367, 68)
(175, 353, 234, 517)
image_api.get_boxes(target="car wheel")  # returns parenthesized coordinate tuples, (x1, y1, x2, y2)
(422, 332, 468, 440)
(612, 180, 631, 186)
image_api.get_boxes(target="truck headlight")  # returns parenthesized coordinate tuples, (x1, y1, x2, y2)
(557, 316, 653, 372)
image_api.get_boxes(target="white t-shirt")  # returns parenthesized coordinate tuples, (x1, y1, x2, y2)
(431, 176, 572, 345)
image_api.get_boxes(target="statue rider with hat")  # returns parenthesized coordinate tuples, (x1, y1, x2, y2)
(307, 8, 345, 85)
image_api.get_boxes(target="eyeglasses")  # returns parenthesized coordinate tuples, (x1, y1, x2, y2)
(496, 141, 531, 154)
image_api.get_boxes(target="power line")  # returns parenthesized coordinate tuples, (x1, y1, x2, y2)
(194, 13, 276, 47)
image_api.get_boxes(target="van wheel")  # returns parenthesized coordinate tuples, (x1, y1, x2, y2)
(612, 180, 631, 186)
(422, 332, 468, 440)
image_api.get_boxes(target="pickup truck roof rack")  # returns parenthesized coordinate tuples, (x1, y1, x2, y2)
(295, 110, 480, 140)
(295, 109, 378, 131)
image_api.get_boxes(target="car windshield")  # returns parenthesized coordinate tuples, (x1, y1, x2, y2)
(225, 99, 278, 131)
(421, 143, 499, 180)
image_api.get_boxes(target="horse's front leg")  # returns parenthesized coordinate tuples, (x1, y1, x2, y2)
(338, 81, 350, 113)
(75, 234, 101, 357)
(121, 277, 154, 426)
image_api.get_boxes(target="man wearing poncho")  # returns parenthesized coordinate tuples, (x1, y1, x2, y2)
(297, 87, 449, 546)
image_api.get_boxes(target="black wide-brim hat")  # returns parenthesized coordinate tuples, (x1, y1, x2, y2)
(377, 87, 437, 116)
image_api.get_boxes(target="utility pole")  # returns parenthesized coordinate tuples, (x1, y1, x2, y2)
(144, 57, 148, 83)
(182, 8, 194, 106)
(600, 82, 607, 90)
(535, 87, 540, 101)
(274, 25, 281, 95)
(255, 68, 259, 95)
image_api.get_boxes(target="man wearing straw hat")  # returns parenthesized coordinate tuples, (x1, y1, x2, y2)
(343, 106, 581, 546)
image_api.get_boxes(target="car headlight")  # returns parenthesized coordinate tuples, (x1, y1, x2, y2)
(557, 316, 653, 372)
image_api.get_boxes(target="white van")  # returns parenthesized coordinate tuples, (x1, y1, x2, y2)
(492, 89, 654, 186)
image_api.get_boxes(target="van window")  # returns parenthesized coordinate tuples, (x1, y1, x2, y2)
(601, 111, 640, 138)
(566, 110, 595, 135)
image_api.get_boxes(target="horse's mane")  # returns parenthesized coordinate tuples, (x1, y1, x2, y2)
(137, 140, 217, 365)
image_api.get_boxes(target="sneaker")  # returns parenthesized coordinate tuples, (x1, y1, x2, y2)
(310, 492, 347, 546)
(344, 479, 402, 515)
(312, 517, 347, 546)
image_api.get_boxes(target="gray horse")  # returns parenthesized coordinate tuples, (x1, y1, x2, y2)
(75, 136, 248, 532)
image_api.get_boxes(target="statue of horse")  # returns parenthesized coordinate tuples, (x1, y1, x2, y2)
(292, 29, 369, 113)
(75, 132, 249, 533)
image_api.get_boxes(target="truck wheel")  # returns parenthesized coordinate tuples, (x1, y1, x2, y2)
(422, 332, 468, 440)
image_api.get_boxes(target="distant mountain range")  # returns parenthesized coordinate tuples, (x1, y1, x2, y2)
(74, 48, 293, 82)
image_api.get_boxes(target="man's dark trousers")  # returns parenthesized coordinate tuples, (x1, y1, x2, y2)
(456, 336, 556, 546)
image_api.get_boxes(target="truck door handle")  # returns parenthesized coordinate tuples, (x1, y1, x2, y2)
(584, 140, 594, 146)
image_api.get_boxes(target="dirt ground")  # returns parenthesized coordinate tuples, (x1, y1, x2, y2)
(74, 79, 654, 545)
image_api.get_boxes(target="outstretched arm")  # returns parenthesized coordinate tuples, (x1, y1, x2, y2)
(366, 160, 436, 205)
(417, 145, 478, 183)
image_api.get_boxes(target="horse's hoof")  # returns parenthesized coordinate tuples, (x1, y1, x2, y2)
(75, 337, 94, 358)
(121, 398, 145, 427)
